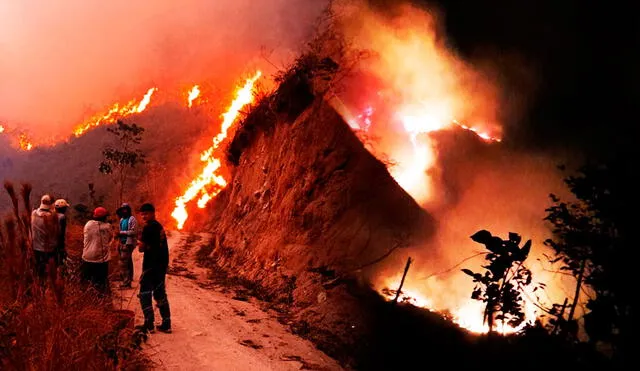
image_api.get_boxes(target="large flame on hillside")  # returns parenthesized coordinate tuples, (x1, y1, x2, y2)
(18, 133, 33, 151)
(73, 87, 157, 137)
(172, 71, 262, 230)
(330, 2, 553, 334)
(0, 124, 34, 151)
(2, 87, 157, 149)
(336, 1, 502, 206)
(188, 85, 201, 108)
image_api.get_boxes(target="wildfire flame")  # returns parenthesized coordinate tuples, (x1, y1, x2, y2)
(73, 87, 157, 137)
(18, 133, 33, 151)
(379, 275, 536, 334)
(0, 124, 33, 151)
(171, 71, 262, 230)
(188, 85, 201, 108)
(331, 2, 535, 335)
(390, 113, 501, 204)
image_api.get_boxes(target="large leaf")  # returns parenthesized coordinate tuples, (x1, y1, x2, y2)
(461, 269, 483, 281)
(470, 230, 492, 244)
(461, 269, 476, 277)
(485, 237, 506, 254)
(515, 240, 532, 262)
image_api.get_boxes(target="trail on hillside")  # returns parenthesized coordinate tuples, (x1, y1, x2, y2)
(112, 231, 342, 371)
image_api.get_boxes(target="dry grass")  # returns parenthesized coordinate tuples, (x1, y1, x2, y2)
(0, 181, 148, 371)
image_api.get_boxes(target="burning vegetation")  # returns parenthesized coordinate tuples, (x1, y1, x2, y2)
(172, 71, 263, 230)
(1, 0, 631, 368)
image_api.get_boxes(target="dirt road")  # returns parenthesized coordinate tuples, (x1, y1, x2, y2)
(112, 231, 342, 371)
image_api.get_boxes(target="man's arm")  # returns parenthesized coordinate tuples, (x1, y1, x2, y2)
(138, 224, 150, 252)
(125, 216, 137, 236)
(83, 222, 90, 247)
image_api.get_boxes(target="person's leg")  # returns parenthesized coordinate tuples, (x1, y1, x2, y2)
(138, 269, 155, 331)
(97, 262, 110, 295)
(81, 261, 91, 283)
(118, 244, 131, 287)
(126, 246, 134, 285)
(82, 261, 100, 293)
(33, 251, 47, 282)
(45, 252, 57, 286)
(152, 272, 171, 332)
(86, 262, 99, 289)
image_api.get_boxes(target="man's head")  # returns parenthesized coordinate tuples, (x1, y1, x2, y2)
(93, 207, 108, 221)
(54, 199, 70, 213)
(39, 194, 52, 210)
(138, 203, 156, 223)
(117, 203, 132, 218)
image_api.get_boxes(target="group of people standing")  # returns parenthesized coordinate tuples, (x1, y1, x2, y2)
(30, 195, 172, 334)
(81, 202, 136, 290)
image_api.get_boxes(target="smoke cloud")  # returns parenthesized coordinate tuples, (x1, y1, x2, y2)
(0, 0, 326, 141)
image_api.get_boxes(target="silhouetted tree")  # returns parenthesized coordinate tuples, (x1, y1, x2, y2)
(462, 230, 533, 334)
(98, 120, 145, 205)
(545, 156, 633, 363)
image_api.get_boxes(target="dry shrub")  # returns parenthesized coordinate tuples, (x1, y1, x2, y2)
(0, 181, 148, 371)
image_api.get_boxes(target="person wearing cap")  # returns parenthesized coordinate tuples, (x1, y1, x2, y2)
(136, 203, 171, 333)
(116, 202, 138, 288)
(54, 199, 70, 267)
(81, 206, 114, 294)
(31, 194, 60, 281)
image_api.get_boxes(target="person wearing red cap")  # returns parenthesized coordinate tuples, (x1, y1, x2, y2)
(81, 206, 115, 294)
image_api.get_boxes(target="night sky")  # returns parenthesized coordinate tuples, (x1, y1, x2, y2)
(374, 0, 638, 157)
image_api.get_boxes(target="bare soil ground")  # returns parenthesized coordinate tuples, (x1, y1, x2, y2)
(112, 231, 342, 371)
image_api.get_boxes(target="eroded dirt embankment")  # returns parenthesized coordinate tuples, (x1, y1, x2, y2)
(197, 64, 435, 365)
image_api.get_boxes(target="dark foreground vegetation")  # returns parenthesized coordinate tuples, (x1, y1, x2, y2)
(0, 182, 147, 370)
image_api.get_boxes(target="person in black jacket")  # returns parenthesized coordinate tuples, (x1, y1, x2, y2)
(136, 203, 171, 333)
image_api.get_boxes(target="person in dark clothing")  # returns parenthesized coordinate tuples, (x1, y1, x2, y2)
(136, 203, 171, 333)
(54, 199, 70, 267)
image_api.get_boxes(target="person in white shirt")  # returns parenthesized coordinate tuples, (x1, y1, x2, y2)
(82, 207, 114, 295)
(31, 194, 59, 282)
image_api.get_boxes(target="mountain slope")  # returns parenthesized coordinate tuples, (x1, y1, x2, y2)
(1, 103, 214, 212)
(199, 63, 435, 364)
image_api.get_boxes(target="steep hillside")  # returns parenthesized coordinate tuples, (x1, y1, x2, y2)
(198, 62, 435, 364)
(0, 103, 214, 212)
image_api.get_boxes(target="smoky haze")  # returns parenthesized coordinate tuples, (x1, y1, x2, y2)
(0, 0, 326, 141)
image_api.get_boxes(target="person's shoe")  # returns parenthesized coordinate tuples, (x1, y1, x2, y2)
(156, 321, 172, 333)
(135, 322, 155, 333)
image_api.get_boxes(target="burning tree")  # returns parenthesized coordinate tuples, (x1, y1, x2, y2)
(462, 230, 533, 334)
(98, 120, 146, 205)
